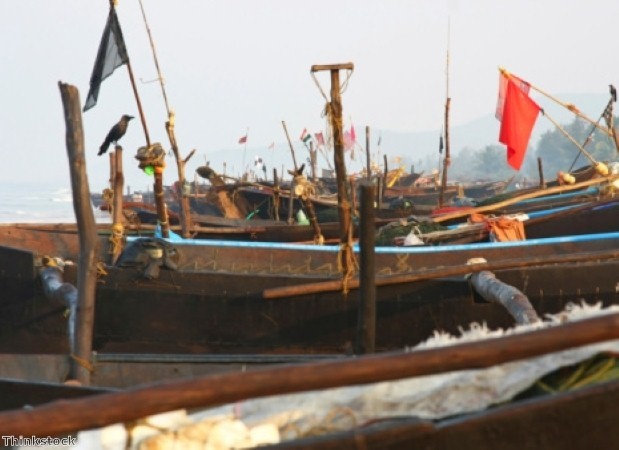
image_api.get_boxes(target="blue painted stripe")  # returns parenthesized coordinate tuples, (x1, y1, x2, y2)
(127, 229, 619, 254)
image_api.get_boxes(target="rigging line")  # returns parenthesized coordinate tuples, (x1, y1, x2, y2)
(138, 0, 171, 115)
(567, 100, 610, 172)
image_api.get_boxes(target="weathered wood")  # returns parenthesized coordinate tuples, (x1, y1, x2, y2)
(356, 183, 376, 354)
(433, 175, 617, 223)
(166, 118, 193, 238)
(365, 125, 371, 181)
(154, 167, 170, 238)
(2, 312, 619, 436)
(470, 271, 539, 324)
(273, 168, 280, 221)
(112, 146, 124, 226)
(58, 82, 99, 385)
(282, 120, 298, 171)
(263, 247, 619, 299)
(537, 157, 545, 187)
(438, 97, 451, 207)
(110, 146, 125, 265)
(311, 63, 354, 72)
(324, 65, 355, 279)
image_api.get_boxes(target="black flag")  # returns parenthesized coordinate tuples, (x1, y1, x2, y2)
(83, 7, 129, 111)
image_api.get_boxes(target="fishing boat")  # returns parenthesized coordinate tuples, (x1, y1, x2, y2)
(2, 307, 619, 448)
(4, 220, 619, 360)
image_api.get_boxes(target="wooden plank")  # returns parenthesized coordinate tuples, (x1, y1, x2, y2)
(263, 247, 619, 299)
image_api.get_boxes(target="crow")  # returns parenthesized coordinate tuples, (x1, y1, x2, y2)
(98, 114, 134, 156)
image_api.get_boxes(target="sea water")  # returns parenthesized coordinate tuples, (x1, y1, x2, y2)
(0, 181, 110, 223)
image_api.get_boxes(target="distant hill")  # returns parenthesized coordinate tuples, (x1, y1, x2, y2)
(195, 93, 611, 179)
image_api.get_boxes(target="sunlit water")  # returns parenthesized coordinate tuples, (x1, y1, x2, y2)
(0, 181, 111, 223)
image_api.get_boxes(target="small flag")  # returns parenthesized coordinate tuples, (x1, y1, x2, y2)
(268, 141, 275, 150)
(83, 7, 129, 112)
(350, 124, 356, 142)
(238, 135, 247, 144)
(300, 128, 311, 143)
(314, 132, 325, 147)
(343, 130, 354, 151)
(497, 71, 541, 170)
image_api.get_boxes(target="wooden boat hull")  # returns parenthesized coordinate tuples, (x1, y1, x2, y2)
(272, 378, 619, 449)
(4, 232, 619, 355)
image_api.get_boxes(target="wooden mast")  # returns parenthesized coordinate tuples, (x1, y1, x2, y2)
(438, 20, 451, 208)
(109, 0, 169, 237)
(138, 0, 193, 238)
(311, 63, 355, 286)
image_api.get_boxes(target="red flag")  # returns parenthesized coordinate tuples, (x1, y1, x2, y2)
(496, 72, 531, 121)
(238, 135, 247, 144)
(350, 124, 356, 142)
(498, 75, 541, 170)
(343, 130, 354, 151)
(314, 132, 325, 147)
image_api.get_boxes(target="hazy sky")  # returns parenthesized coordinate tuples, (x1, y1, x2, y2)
(1, 0, 618, 192)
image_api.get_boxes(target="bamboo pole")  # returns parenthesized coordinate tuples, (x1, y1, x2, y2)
(137, 0, 193, 237)
(262, 247, 619, 299)
(58, 82, 99, 385)
(3, 312, 619, 436)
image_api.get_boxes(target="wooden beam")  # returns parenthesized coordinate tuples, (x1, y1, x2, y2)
(263, 247, 619, 299)
(58, 82, 99, 385)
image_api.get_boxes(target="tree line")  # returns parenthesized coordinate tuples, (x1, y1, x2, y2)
(415, 115, 619, 184)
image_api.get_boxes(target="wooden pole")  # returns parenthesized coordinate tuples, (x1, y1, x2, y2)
(3, 312, 619, 436)
(111, 146, 124, 227)
(438, 97, 451, 207)
(166, 118, 194, 238)
(282, 120, 298, 171)
(154, 167, 169, 238)
(110, 146, 125, 264)
(310, 141, 317, 183)
(365, 126, 371, 181)
(311, 63, 355, 282)
(58, 82, 99, 385)
(263, 246, 619, 299)
(273, 168, 280, 222)
(537, 157, 545, 188)
(356, 182, 376, 354)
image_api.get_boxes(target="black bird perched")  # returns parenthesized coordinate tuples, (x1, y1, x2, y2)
(98, 114, 134, 156)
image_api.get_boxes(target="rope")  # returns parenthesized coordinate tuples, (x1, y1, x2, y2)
(108, 222, 125, 256)
(70, 353, 94, 373)
(337, 241, 358, 295)
(293, 173, 316, 200)
(96, 261, 108, 276)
